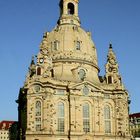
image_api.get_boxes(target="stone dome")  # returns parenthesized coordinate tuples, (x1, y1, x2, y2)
(38, 23, 100, 83)
(46, 24, 98, 68)
(37, 0, 100, 83)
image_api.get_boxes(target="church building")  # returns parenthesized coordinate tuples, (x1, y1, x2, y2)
(17, 0, 131, 140)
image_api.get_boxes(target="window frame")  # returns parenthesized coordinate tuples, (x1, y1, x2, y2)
(83, 103, 90, 133)
(76, 41, 81, 50)
(53, 40, 59, 51)
(37, 67, 41, 75)
(35, 100, 42, 131)
(67, 3, 75, 15)
(78, 69, 86, 81)
(104, 105, 111, 134)
(57, 102, 65, 132)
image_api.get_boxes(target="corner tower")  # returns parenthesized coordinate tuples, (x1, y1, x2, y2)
(17, 1, 131, 140)
(105, 43, 122, 87)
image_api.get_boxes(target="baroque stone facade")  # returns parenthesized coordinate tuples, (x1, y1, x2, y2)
(17, 0, 131, 140)
(0, 121, 15, 140)
(130, 113, 140, 139)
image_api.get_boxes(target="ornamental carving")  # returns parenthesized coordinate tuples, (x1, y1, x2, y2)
(50, 51, 97, 65)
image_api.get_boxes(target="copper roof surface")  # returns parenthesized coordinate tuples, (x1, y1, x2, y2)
(0, 121, 15, 130)
(129, 113, 140, 118)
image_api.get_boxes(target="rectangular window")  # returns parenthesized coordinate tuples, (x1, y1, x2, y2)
(104, 94, 110, 99)
(105, 120, 111, 133)
(58, 118, 64, 132)
(83, 104, 90, 132)
(108, 76, 112, 84)
(56, 90, 65, 95)
(83, 119, 90, 132)
(104, 105, 111, 133)
(36, 118, 41, 131)
(58, 102, 65, 132)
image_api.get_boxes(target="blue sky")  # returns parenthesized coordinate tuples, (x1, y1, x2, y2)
(0, 0, 140, 121)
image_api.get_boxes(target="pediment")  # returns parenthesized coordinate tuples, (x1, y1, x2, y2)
(69, 81, 102, 92)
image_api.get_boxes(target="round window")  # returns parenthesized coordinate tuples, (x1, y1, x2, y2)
(83, 85, 89, 95)
(78, 69, 86, 81)
(34, 85, 41, 93)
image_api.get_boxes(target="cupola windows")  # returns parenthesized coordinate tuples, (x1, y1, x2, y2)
(58, 0, 80, 26)
(54, 40, 59, 51)
(67, 3, 75, 15)
(59, 0, 63, 16)
(76, 41, 81, 50)
(52, 40, 59, 51)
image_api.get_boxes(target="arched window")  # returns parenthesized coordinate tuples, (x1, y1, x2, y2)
(67, 3, 74, 15)
(58, 102, 64, 132)
(83, 103, 90, 132)
(35, 101, 41, 131)
(104, 105, 111, 133)
(37, 67, 41, 75)
(36, 101, 41, 116)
